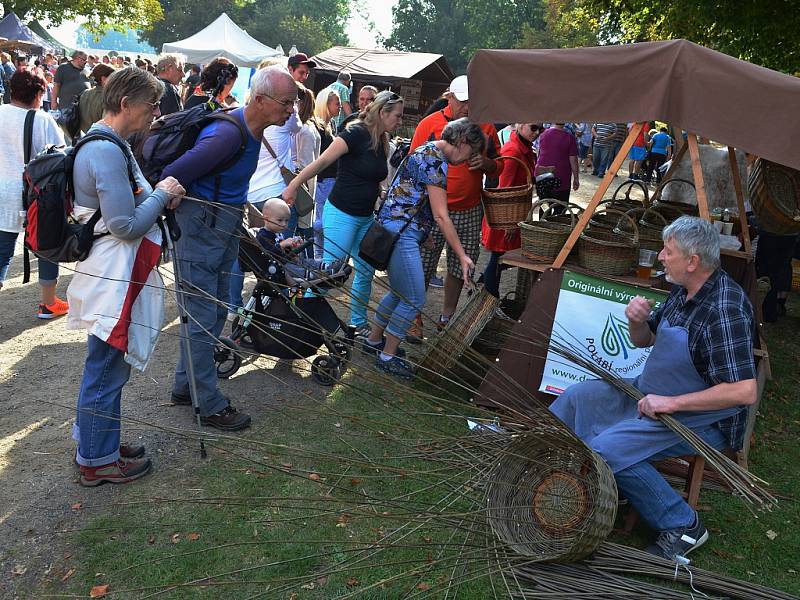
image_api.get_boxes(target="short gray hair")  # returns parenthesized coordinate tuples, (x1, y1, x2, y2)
(250, 64, 295, 99)
(337, 70, 351, 84)
(662, 215, 721, 269)
(102, 67, 164, 115)
(441, 118, 486, 154)
(156, 53, 185, 73)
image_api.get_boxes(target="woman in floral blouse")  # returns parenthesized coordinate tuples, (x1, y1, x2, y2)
(359, 118, 487, 379)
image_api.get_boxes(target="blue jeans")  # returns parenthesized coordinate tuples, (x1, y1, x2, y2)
(592, 144, 613, 176)
(0, 230, 59, 285)
(172, 200, 242, 417)
(313, 177, 335, 260)
(613, 425, 727, 531)
(74, 334, 131, 467)
(322, 202, 375, 328)
(374, 221, 426, 340)
(482, 251, 505, 297)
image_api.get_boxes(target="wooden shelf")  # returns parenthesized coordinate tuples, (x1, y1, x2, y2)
(500, 248, 665, 289)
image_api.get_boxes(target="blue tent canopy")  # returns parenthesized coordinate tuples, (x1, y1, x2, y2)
(0, 12, 55, 53)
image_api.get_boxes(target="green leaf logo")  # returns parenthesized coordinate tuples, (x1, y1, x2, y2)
(601, 314, 636, 359)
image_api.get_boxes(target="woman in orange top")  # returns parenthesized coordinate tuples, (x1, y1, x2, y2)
(480, 123, 541, 297)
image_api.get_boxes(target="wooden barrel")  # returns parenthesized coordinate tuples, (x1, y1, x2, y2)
(748, 158, 800, 235)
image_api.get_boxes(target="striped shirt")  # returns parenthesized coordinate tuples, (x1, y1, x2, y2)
(593, 122, 616, 147)
(648, 268, 756, 449)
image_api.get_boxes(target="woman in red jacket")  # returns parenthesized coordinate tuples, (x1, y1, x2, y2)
(480, 123, 541, 296)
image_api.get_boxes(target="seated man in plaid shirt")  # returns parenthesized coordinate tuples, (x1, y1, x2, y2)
(551, 216, 757, 562)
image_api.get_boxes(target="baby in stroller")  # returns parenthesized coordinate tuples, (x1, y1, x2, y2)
(213, 198, 355, 385)
(256, 197, 348, 288)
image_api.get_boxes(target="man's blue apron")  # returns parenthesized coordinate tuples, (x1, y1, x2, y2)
(550, 319, 742, 473)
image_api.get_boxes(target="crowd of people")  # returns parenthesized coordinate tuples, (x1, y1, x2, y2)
(0, 42, 779, 570)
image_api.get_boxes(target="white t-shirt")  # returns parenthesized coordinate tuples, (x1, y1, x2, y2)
(0, 105, 65, 232)
(247, 110, 302, 204)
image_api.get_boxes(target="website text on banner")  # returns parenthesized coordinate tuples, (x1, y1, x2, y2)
(540, 271, 668, 395)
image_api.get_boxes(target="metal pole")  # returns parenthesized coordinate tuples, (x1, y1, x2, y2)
(164, 211, 207, 458)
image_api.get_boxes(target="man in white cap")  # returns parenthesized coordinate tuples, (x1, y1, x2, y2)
(407, 75, 503, 341)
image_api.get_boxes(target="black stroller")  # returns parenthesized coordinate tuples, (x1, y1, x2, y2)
(213, 231, 355, 386)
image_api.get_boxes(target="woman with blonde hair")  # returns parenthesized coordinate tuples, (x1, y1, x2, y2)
(309, 87, 340, 259)
(283, 90, 404, 335)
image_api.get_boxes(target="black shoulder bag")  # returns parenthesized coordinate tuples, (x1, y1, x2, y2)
(358, 156, 418, 271)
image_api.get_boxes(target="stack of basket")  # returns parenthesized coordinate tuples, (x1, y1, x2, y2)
(481, 156, 534, 230)
(627, 207, 668, 268)
(578, 209, 639, 276)
(519, 199, 583, 261)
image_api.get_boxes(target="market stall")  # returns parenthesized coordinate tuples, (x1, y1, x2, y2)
(0, 12, 55, 53)
(464, 39, 800, 468)
(307, 46, 454, 136)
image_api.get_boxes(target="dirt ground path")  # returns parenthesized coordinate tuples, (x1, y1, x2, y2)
(0, 176, 606, 598)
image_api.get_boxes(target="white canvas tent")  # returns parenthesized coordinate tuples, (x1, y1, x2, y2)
(162, 13, 281, 67)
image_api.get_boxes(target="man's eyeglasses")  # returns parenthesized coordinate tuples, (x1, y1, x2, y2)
(259, 92, 297, 108)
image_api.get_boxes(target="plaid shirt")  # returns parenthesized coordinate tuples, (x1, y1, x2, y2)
(648, 269, 756, 449)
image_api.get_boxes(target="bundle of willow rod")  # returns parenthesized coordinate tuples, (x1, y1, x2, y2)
(589, 542, 800, 600)
(545, 324, 776, 511)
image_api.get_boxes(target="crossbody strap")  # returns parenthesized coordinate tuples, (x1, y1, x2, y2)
(261, 136, 284, 168)
(23, 110, 36, 164)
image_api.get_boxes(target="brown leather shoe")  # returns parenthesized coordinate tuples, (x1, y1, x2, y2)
(79, 458, 152, 487)
(200, 405, 251, 431)
(406, 314, 424, 344)
(74, 444, 145, 467)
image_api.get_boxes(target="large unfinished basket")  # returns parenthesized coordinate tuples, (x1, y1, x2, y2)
(486, 429, 618, 562)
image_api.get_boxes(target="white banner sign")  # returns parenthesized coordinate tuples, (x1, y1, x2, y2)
(539, 271, 668, 396)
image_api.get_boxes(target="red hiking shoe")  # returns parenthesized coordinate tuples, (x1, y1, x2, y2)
(79, 458, 152, 487)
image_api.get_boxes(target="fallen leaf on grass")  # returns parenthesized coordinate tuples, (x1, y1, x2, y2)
(187, 532, 201, 541)
(300, 582, 316, 590)
(349, 478, 362, 486)
(147, 535, 156, 545)
(61, 568, 76, 582)
(70, 503, 82, 510)
(766, 530, 778, 540)
(711, 549, 731, 559)
(170, 533, 181, 544)
(281, 463, 293, 470)
(788, 569, 797, 574)
(316, 576, 328, 587)
(346, 576, 360, 587)
(90, 584, 110, 598)
(417, 582, 431, 591)
(11, 564, 26, 576)
(309, 473, 321, 481)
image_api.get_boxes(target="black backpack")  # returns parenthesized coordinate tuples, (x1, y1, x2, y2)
(132, 102, 248, 195)
(57, 91, 84, 140)
(21, 118, 137, 283)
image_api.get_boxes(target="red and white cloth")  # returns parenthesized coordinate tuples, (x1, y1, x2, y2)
(67, 207, 164, 370)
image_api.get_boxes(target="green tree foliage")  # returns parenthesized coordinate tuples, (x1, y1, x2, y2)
(568, 0, 800, 73)
(139, 0, 350, 58)
(384, 0, 583, 73)
(1, 0, 164, 35)
(519, 0, 599, 49)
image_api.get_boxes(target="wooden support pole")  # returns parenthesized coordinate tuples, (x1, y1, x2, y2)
(686, 133, 711, 221)
(727, 146, 753, 256)
(553, 122, 646, 268)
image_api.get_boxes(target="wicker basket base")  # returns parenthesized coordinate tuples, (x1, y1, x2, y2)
(486, 431, 618, 562)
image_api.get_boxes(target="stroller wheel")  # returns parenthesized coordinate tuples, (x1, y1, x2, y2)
(215, 337, 242, 379)
(311, 355, 341, 386)
(332, 340, 352, 363)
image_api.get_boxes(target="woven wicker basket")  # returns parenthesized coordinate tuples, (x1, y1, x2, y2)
(650, 177, 698, 220)
(482, 156, 534, 230)
(486, 430, 618, 562)
(418, 288, 499, 381)
(473, 292, 524, 357)
(748, 158, 800, 235)
(578, 209, 639, 276)
(627, 207, 667, 266)
(519, 199, 583, 261)
(610, 179, 651, 209)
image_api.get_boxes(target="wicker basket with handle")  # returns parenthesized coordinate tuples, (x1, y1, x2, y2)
(626, 207, 667, 266)
(578, 208, 640, 276)
(519, 199, 583, 261)
(481, 156, 534, 230)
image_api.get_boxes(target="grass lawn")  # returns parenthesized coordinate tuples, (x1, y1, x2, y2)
(53, 297, 800, 599)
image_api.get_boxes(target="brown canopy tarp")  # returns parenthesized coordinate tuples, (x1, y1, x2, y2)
(310, 46, 454, 86)
(467, 40, 800, 170)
